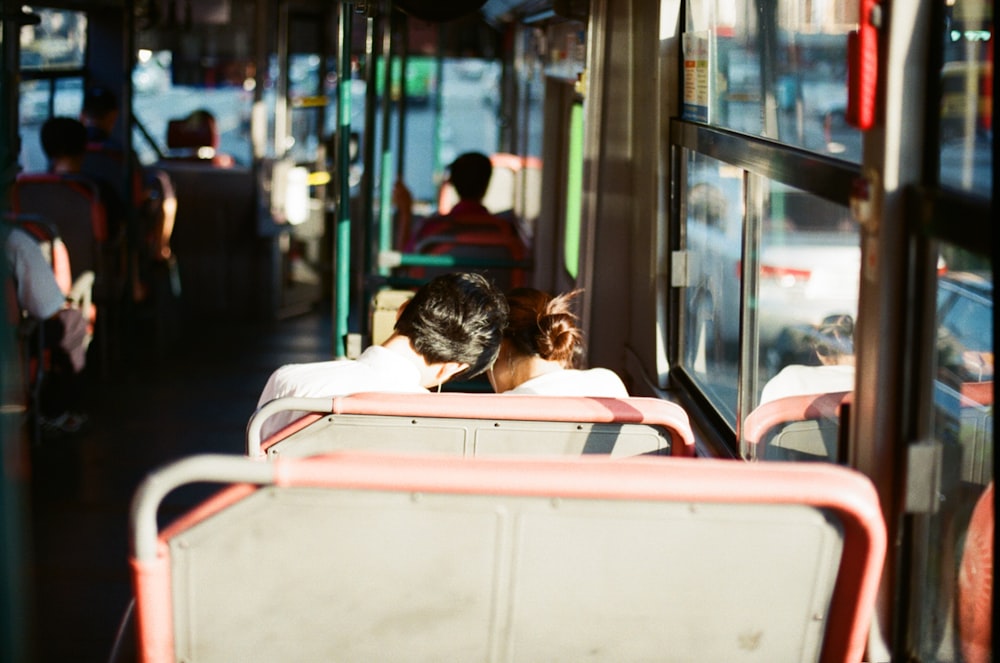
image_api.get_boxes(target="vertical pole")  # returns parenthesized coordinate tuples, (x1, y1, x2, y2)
(396, 13, 408, 183)
(0, 7, 37, 660)
(432, 29, 447, 188)
(376, 6, 394, 276)
(334, 3, 354, 357)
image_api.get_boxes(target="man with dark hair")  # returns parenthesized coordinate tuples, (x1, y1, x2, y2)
(39, 115, 124, 243)
(256, 272, 509, 438)
(79, 86, 177, 300)
(40, 116, 88, 169)
(446, 151, 493, 202)
(80, 85, 120, 139)
(393, 151, 511, 251)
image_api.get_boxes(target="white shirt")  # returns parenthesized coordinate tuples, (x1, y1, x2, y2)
(4, 227, 65, 320)
(256, 345, 428, 438)
(759, 364, 855, 405)
(507, 368, 629, 397)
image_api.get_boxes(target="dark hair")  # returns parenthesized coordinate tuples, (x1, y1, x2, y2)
(394, 272, 508, 379)
(40, 117, 87, 160)
(505, 288, 584, 367)
(82, 86, 119, 117)
(448, 152, 492, 201)
(814, 314, 854, 359)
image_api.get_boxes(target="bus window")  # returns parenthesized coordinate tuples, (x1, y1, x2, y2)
(911, 245, 993, 661)
(939, 0, 992, 196)
(18, 8, 86, 71)
(683, 0, 861, 162)
(16, 8, 87, 172)
(756, 186, 859, 395)
(679, 150, 744, 425)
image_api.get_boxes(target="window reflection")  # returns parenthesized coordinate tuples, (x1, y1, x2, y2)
(682, 0, 861, 161)
(938, 0, 993, 196)
(758, 187, 859, 386)
(680, 151, 743, 424)
(741, 184, 858, 462)
(913, 245, 993, 661)
(19, 8, 86, 70)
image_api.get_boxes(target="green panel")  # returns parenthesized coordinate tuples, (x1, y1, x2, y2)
(563, 102, 584, 279)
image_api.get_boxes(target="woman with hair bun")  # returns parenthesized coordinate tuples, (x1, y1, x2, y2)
(759, 314, 856, 405)
(487, 288, 629, 396)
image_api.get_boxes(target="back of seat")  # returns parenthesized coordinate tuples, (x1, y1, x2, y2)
(153, 161, 261, 319)
(129, 451, 886, 663)
(743, 391, 852, 462)
(248, 391, 695, 459)
(409, 230, 529, 291)
(10, 173, 108, 281)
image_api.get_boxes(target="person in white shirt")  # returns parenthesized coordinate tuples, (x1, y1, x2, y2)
(256, 272, 508, 438)
(759, 314, 856, 405)
(4, 225, 90, 436)
(487, 287, 629, 397)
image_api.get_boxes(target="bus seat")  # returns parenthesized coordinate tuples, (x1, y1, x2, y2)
(743, 391, 853, 462)
(369, 288, 414, 347)
(409, 230, 529, 291)
(164, 119, 235, 167)
(9, 217, 96, 335)
(411, 212, 519, 246)
(10, 173, 109, 281)
(957, 480, 993, 663)
(128, 451, 886, 663)
(8, 185, 109, 362)
(152, 161, 260, 319)
(247, 391, 695, 459)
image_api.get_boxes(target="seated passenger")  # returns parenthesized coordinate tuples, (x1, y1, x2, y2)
(487, 287, 629, 397)
(166, 109, 235, 168)
(80, 85, 177, 297)
(41, 116, 122, 238)
(759, 314, 856, 405)
(256, 272, 508, 438)
(3, 225, 90, 437)
(394, 151, 514, 251)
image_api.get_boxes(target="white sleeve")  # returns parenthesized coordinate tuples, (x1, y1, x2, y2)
(5, 229, 65, 320)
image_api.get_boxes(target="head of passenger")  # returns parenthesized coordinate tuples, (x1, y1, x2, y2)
(447, 152, 493, 202)
(182, 109, 220, 149)
(813, 314, 855, 366)
(488, 288, 583, 393)
(80, 85, 119, 136)
(40, 117, 88, 173)
(393, 272, 509, 383)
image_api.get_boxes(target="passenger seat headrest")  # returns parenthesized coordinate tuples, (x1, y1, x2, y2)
(167, 119, 214, 150)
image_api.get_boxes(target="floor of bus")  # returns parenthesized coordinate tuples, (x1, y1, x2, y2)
(24, 301, 337, 662)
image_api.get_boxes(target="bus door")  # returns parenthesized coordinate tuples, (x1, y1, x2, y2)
(268, 3, 335, 317)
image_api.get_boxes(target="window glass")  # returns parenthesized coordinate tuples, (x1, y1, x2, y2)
(19, 8, 86, 70)
(757, 186, 859, 391)
(912, 245, 993, 660)
(679, 150, 743, 425)
(938, 0, 992, 197)
(18, 76, 84, 172)
(683, 0, 861, 162)
(744, 184, 858, 461)
(132, 49, 254, 167)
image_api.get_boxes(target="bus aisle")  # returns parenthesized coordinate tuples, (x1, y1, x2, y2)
(26, 305, 333, 662)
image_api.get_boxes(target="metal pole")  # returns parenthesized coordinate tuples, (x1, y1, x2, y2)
(376, 6, 394, 276)
(334, 3, 354, 357)
(395, 12, 408, 184)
